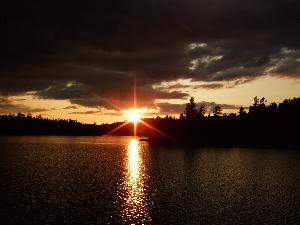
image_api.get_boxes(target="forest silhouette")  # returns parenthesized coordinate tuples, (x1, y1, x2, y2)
(0, 97, 299, 147)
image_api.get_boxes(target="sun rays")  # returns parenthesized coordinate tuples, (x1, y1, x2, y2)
(106, 73, 174, 141)
(126, 109, 143, 123)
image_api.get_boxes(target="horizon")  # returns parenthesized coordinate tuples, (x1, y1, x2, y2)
(1, 95, 300, 125)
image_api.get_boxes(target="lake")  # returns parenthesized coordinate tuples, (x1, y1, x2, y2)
(1, 136, 299, 224)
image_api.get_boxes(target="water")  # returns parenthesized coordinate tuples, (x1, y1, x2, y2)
(1, 136, 299, 224)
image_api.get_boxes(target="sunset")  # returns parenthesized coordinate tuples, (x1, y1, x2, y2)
(1, 0, 299, 224)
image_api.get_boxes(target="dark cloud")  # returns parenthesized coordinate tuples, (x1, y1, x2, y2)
(155, 79, 255, 91)
(197, 83, 224, 89)
(68, 109, 123, 115)
(160, 83, 191, 90)
(70, 97, 115, 109)
(68, 110, 100, 115)
(63, 105, 78, 110)
(156, 102, 186, 114)
(36, 79, 189, 109)
(0, 0, 299, 109)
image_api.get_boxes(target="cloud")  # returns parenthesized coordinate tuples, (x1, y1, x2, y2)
(153, 79, 257, 91)
(266, 47, 300, 77)
(197, 83, 224, 89)
(156, 102, 186, 114)
(157, 101, 240, 114)
(0, 97, 47, 114)
(0, 0, 299, 109)
(36, 79, 189, 109)
(63, 105, 78, 109)
(68, 109, 123, 116)
(68, 110, 101, 115)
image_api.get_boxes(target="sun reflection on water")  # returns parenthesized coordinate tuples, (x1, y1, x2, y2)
(119, 138, 151, 224)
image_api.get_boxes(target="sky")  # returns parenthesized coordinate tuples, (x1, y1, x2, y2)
(1, 0, 299, 124)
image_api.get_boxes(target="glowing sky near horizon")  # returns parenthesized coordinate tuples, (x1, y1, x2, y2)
(1, 75, 299, 124)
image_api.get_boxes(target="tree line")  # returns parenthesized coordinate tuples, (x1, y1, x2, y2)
(0, 97, 299, 147)
(178, 96, 299, 119)
(138, 96, 300, 146)
(0, 113, 103, 135)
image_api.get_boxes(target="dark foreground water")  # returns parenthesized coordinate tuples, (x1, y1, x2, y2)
(0, 136, 299, 224)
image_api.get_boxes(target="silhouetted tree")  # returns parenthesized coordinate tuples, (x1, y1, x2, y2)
(259, 97, 267, 111)
(228, 113, 236, 118)
(213, 105, 222, 116)
(184, 97, 198, 119)
(267, 102, 277, 113)
(253, 96, 259, 107)
(238, 106, 246, 116)
(198, 105, 206, 118)
(179, 113, 185, 119)
(249, 96, 267, 115)
(0, 113, 104, 135)
(17, 112, 25, 118)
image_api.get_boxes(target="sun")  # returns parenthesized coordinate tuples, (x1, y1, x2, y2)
(129, 112, 140, 123)
(126, 109, 144, 123)
(128, 111, 141, 123)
